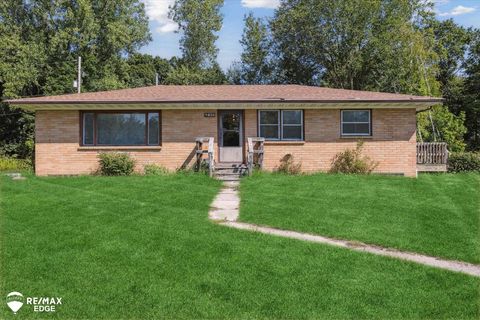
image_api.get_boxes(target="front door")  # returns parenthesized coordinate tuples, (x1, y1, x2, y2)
(219, 110, 243, 162)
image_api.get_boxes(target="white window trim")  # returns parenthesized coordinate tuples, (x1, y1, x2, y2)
(258, 110, 304, 141)
(341, 110, 371, 136)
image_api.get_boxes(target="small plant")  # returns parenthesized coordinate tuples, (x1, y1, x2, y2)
(276, 154, 302, 175)
(144, 164, 170, 175)
(98, 152, 135, 176)
(0, 156, 32, 172)
(448, 152, 480, 173)
(330, 141, 378, 174)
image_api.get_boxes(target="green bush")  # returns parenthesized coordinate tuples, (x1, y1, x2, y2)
(144, 164, 170, 175)
(330, 141, 378, 174)
(276, 154, 302, 175)
(448, 152, 480, 173)
(0, 156, 32, 172)
(98, 152, 135, 176)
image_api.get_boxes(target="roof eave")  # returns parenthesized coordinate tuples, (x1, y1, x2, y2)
(7, 98, 443, 105)
(9, 100, 442, 111)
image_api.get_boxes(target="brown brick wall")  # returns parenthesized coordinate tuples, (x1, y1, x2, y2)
(35, 110, 218, 175)
(35, 108, 417, 177)
(244, 109, 417, 177)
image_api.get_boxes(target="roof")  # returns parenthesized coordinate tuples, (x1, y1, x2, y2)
(7, 85, 442, 105)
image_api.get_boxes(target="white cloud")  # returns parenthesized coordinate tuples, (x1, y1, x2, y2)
(143, 0, 178, 33)
(241, 0, 280, 9)
(438, 5, 475, 16)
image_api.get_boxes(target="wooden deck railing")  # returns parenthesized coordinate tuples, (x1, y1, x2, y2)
(247, 137, 265, 175)
(195, 137, 215, 177)
(416, 142, 448, 165)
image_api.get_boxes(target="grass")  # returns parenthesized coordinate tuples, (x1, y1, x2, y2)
(240, 172, 480, 264)
(0, 156, 32, 172)
(1, 173, 479, 319)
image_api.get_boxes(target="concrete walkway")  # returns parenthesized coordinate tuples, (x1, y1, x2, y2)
(209, 181, 240, 221)
(208, 181, 480, 278)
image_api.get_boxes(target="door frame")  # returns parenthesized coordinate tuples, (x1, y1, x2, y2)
(217, 110, 244, 163)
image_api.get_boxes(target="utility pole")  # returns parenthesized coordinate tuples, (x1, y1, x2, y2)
(155, 73, 159, 86)
(77, 56, 82, 94)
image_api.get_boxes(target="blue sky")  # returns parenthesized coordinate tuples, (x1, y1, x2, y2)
(140, 0, 480, 70)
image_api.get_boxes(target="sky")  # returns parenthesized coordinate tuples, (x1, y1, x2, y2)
(140, 0, 480, 70)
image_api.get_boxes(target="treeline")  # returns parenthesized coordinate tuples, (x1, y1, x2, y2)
(1, 0, 479, 160)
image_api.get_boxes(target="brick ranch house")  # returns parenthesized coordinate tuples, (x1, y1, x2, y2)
(8, 85, 443, 177)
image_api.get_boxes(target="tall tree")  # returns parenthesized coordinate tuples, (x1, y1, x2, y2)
(169, 0, 223, 68)
(125, 54, 172, 88)
(237, 12, 271, 84)
(0, 0, 151, 95)
(164, 63, 226, 85)
(417, 106, 467, 152)
(0, 0, 151, 158)
(269, 0, 439, 95)
(463, 30, 480, 150)
(430, 19, 471, 116)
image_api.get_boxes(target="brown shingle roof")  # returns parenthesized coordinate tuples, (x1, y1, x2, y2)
(7, 84, 442, 104)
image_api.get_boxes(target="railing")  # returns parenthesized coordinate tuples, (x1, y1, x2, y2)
(416, 142, 448, 165)
(195, 137, 215, 177)
(247, 137, 265, 175)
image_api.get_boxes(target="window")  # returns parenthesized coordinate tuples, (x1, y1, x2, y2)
(258, 110, 303, 141)
(341, 110, 371, 136)
(81, 111, 161, 146)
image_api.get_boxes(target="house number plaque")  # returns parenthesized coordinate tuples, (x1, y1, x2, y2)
(204, 112, 216, 118)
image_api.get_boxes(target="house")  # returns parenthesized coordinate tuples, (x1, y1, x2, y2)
(7, 85, 442, 177)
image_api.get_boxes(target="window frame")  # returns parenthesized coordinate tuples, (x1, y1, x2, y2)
(258, 110, 304, 141)
(340, 109, 372, 137)
(258, 110, 280, 141)
(80, 111, 161, 146)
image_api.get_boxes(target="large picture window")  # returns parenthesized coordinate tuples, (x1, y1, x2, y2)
(81, 111, 161, 146)
(258, 110, 303, 141)
(341, 110, 371, 136)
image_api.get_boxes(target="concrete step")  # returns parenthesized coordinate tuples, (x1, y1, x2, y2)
(216, 162, 245, 169)
(215, 169, 247, 175)
(213, 162, 247, 181)
(215, 175, 241, 181)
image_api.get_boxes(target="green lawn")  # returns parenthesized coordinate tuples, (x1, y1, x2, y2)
(1, 174, 479, 319)
(240, 172, 480, 264)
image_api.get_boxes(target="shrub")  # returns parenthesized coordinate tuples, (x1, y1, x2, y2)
(144, 164, 170, 175)
(0, 156, 32, 172)
(448, 152, 480, 173)
(98, 152, 135, 176)
(330, 141, 378, 174)
(276, 154, 302, 175)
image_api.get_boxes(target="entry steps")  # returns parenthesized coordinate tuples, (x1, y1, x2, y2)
(214, 162, 248, 181)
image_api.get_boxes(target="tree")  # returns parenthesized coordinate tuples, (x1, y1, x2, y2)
(170, 0, 224, 69)
(431, 19, 471, 92)
(237, 13, 272, 84)
(463, 30, 480, 150)
(164, 64, 226, 85)
(417, 105, 467, 152)
(125, 54, 172, 88)
(269, 0, 439, 95)
(0, 0, 151, 158)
